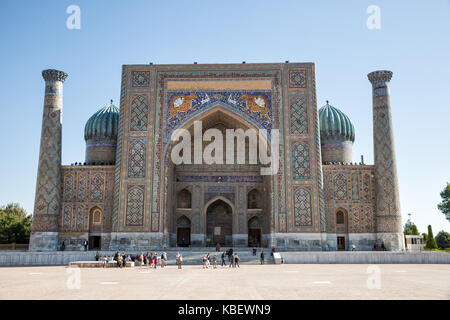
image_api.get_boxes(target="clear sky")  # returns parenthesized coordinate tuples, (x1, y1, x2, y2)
(0, 0, 449, 234)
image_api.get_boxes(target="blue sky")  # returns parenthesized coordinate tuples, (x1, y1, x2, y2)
(0, 0, 449, 234)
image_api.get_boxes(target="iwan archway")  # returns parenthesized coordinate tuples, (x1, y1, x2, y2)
(162, 104, 274, 247)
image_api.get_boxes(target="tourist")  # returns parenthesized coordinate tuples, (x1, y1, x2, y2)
(153, 253, 158, 269)
(352, 243, 356, 251)
(206, 253, 211, 268)
(83, 240, 88, 251)
(102, 255, 108, 268)
(202, 254, 208, 269)
(216, 243, 221, 252)
(252, 246, 257, 256)
(113, 252, 118, 262)
(117, 254, 123, 268)
(234, 254, 240, 268)
(221, 251, 226, 267)
(260, 251, 265, 265)
(181, 237, 186, 247)
(95, 251, 100, 261)
(213, 253, 217, 269)
(229, 253, 235, 268)
(271, 247, 276, 257)
(146, 252, 151, 267)
(176, 252, 182, 269)
(122, 253, 126, 268)
(60, 241, 65, 251)
(161, 252, 167, 268)
(140, 253, 144, 267)
(381, 242, 386, 251)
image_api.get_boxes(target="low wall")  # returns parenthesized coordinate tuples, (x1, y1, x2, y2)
(0, 250, 449, 266)
(281, 251, 450, 264)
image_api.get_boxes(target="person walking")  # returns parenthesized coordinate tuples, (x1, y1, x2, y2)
(102, 255, 108, 268)
(122, 253, 126, 268)
(221, 251, 226, 267)
(202, 254, 208, 269)
(260, 251, 265, 265)
(139, 253, 144, 267)
(213, 253, 217, 269)
(161, 252, 167, 268)
(234, 254, 240, 268)
(176, 252, 182, 269)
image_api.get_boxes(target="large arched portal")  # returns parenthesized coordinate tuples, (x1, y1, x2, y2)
(163, 106, 274, 247)
(206, 199, 233, 246)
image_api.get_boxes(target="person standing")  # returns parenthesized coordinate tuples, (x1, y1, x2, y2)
(221, 251, 226, 267)
(260, 251, 265, 265)
(176, 252, 182, 269)
(216, 243, 221, 252)
(117, 254, 123, 268)
(234, 254, 240, 268)
(95, 251, 100, 261)
(60, 241, 65, 251)
(122, 253, 126, 268)
(229, 253, 235, 268)
(83, 240, 88, 251)
(153, 253, 158, 269)
(213, 253, 217, 269)
(352, 243, 356, 251)
(252, 246, 256, 256)
(161, 252, 167, 268)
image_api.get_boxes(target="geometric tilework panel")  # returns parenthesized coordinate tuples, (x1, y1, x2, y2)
(292, 142, 310, 179)
(130, 95, 149, 131)
(90, 174, 105, 201)
(63, 174, 74, 201)
(294, 188, 312, 226)
(128, 138, 146, 178)
(289, 70, 307, 89)
(333, 173, 348, 200)
(363, 174, 371, 201)
(350, 206, 374, 233)
(351, 173, 359, 200)
(290, 96, 308, 134)
(125, 185, 145, 226)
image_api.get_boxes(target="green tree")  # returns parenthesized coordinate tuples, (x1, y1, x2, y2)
(437, 182, 450, 222)
(425, 225, 438, 250)
(403, 219, 420, 235)
(0, 203, 32, 244)
(435, 231, 450, 249)
(422, 233, 428, 242)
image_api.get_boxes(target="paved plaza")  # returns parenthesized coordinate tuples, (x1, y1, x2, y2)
(0, 264, 448, 300)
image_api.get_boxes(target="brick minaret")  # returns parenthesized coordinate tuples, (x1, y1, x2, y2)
(368, 70, 405, 251)
(29, 69, 67, 251)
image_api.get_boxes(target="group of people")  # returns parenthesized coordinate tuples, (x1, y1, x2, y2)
(94, 251, 168, 268)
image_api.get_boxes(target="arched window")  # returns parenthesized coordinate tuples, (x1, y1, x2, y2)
(247, 189, 261, 209)
(177, 189, 192, 208)
(336, 211, 345, 224)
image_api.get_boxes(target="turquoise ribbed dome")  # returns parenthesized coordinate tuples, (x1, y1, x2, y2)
(84, 100, 119, 141)
(319, 101, 355, 143)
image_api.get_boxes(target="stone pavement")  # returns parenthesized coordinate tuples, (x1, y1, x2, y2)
(0, 264, 449, 300)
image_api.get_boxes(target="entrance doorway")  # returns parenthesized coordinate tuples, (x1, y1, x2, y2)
(89, 236, 101, 250)
(206, 199, 232, 246)
(248, 216, 262, 247)
(176, 215, 191, 246)
(337, 236, 345, 250)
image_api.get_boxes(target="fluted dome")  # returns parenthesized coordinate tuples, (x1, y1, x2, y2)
(319, 101, 355, 143)
(84, 100, 119, 165)
(84, 100, 119, 141)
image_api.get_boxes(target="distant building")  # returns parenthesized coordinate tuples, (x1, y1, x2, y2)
(405, 235, 424, 252)
(28, 64, 405, 252)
